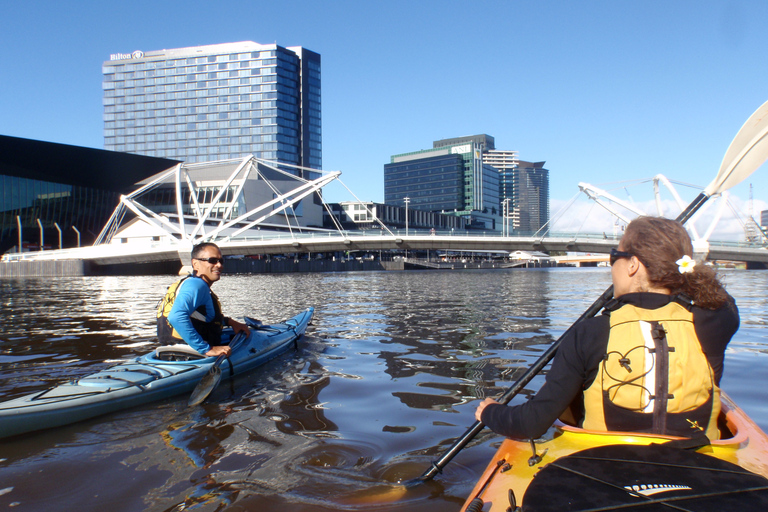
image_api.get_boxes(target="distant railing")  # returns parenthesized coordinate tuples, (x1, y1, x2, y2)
(2, 229, 765, 263)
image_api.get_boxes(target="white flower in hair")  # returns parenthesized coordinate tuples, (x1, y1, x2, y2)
(676, 255, 696, 274)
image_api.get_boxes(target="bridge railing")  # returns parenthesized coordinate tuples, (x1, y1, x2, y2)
(2, 229, 764, 263)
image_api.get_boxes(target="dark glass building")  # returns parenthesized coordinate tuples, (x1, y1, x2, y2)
(383, 153, 464, 211)
(0, 135, 177, 254)
(513, 160, 550, 235)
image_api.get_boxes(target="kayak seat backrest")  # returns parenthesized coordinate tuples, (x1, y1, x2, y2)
(155, 344, 206, 361)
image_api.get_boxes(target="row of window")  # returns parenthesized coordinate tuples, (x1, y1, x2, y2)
(104, 81, 282, 97)
(105, 78, 284, 95)
(385, 165, 462, 178)
(105, 108, 285, 123)
(105, 61, 279, 81)
(105, 133, 294, 146)
(106, 94, 300, 114)
(105, 99, 284, 115)
(105, 92, 282, 107)
(104, 107, 294, 122)
(105, 51, 278, 71)
(105, 53, 299, 79)
(106, 68, 300, 88)
(105, 118, 301, 134)
(109, 139, 301, 151)
(105, 119, 290, 132)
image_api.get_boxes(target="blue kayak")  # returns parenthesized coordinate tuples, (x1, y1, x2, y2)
(0, 307, 314, 439)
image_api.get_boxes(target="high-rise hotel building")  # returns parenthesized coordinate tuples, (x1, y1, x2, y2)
(102, 42, 321, 171)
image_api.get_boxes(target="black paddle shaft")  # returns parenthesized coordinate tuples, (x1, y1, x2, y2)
(418, 286, 614, 481)
(418, 195, 707, 482)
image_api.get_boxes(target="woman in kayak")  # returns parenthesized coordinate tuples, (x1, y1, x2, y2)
(157, 242, 250, 357)
(476, 216, 739, 440)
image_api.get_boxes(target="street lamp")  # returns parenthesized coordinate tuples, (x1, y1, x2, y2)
(404, 197, 410, 236)
(501, 198, 510, 237)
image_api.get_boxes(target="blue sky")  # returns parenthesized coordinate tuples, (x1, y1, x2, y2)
(2, 1, 767, 239)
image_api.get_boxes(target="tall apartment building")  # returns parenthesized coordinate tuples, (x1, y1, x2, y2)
(384, 138, 500, 230)
(484, 149, 520, 215)
(513, 160, 550, 235)
(102, 42, 321, 172)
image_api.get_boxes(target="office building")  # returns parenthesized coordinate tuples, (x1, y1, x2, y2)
(385, 133, 550, 234)
(512, 160, 549, 235)
(484, 149, 519, 206)
(103, 41, 321, 172)
(0, 135, 177, 254)
(384, 139, 500, 230)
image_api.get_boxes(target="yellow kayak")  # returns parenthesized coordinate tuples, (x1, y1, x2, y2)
(461, 392, 768, 511)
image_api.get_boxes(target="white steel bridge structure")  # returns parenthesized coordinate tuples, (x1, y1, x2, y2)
(3, 157, 767, 268)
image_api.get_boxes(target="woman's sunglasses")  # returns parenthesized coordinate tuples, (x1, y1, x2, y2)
(609, 248, 633, 266)
(194, 257, 224, 265)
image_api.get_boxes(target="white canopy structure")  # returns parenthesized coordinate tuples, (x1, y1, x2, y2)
(95, 156, 342, 247)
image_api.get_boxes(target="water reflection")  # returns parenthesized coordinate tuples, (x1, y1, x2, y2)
(0, 269, 766, 511)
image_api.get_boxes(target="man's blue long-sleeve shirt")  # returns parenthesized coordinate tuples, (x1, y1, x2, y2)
(167, 276, 217, 354)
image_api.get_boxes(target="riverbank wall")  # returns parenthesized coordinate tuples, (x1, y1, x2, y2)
(0, 258, 406, 277)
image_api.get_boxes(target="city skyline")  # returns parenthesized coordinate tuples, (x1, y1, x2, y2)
(2, 1, 767, 240)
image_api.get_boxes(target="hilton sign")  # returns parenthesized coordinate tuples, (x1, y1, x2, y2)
(110, 51, 144, 61)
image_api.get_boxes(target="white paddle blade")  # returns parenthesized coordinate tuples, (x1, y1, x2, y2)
(704, 100, 768, 196)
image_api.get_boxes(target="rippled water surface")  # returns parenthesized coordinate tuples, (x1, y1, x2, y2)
(0, 269, 766, 511)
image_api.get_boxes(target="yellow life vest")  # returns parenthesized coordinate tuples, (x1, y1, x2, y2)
(582, 300, 720, 440)
(156, 275, 223, 345)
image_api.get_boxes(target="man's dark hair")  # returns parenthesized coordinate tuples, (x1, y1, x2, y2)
(191, 242, 220, 260)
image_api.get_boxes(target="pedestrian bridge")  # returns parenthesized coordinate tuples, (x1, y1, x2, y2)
(3, 157, 766, 270)
(4, 230, 767, 268)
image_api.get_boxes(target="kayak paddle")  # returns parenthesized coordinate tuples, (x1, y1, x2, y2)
(416, 99, 768, 483)
(188, 330, 248, 407)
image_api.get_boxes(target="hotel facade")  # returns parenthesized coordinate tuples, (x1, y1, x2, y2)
(103, 42, 321, 172)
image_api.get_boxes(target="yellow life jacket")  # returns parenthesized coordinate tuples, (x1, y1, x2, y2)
(156, 275, 223, 345)
(582, 300, 720, 440)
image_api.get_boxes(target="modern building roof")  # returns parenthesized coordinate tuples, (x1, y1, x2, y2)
(0, 134, 178, 191)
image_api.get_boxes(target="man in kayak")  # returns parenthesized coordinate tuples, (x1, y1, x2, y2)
(476, 216, 739, 440)
(157, 242, 250, 357)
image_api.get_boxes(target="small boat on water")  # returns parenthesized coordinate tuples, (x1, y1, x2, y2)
(0, 307, 314, 439)
(461, 392, 768, 511)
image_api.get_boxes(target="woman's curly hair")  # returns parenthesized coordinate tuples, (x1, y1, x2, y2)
(621, 216, 730, 309)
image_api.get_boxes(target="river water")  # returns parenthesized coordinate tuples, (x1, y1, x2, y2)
(0, 268, 766, 511)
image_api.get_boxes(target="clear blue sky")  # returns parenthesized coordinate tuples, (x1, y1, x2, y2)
(2, 0, 767, 236)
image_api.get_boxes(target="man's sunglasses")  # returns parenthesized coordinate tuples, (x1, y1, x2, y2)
(195, 257, 224, 265)
(609, 248, 633, 266)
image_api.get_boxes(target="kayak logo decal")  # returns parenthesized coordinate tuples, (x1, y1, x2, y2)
(624, 483, 692, 496)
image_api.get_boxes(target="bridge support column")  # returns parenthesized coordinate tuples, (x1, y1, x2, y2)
(177, 243, 194, 276)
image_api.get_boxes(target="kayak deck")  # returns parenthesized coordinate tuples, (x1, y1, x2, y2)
(0, 307, 313, 439)
(461, 392, 768, 511)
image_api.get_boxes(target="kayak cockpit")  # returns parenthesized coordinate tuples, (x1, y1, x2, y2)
(154, 344, 207, 361)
